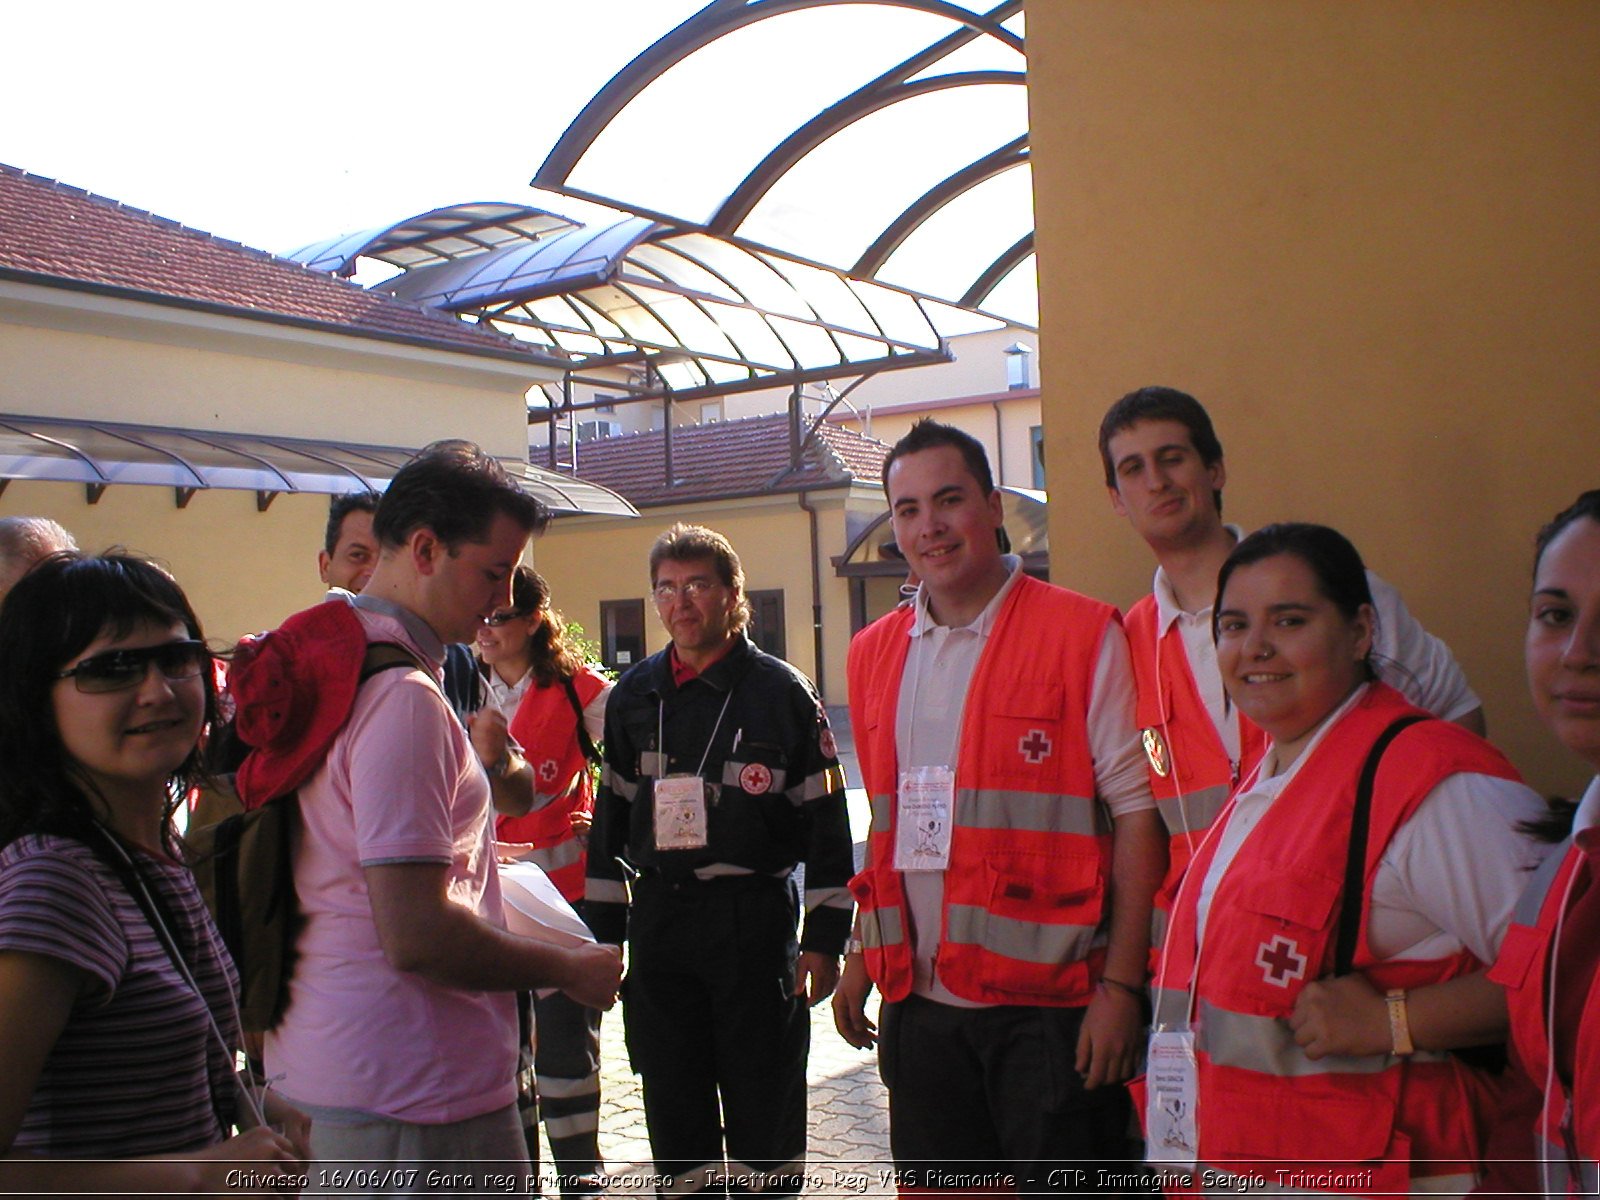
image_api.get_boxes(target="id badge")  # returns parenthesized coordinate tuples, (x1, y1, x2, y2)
(894, 765, 955, 871)
(653, 774, 709, 850)
(1145, 1028, 1199, 1166)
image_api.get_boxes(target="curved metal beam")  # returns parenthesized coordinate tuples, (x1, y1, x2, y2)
(535, 0, 1021, 192)
(852, 136, 1027, 276)
(959, 232, 1032, 311)
(708, 69, 1023, 237)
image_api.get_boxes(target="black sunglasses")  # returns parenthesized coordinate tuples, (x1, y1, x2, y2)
(482, 609, 533, 628)
(55, 640, 209, 694)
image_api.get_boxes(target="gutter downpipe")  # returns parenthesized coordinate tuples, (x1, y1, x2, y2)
(992, 401, 1005, 483)
(797, 490, 825, 699)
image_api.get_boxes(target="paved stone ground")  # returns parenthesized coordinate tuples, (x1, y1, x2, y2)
(532, 707, 896, 1198)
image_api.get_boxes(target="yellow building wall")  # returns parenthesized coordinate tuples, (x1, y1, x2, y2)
(1, 303, 551, 643)
(532, 488, 877, 703)
(836, 394, 1044, 491)
(1027, 1, 1600, 795)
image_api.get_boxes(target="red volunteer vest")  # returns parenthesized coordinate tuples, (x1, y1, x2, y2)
(1153, 684, 1522, 1194)
(1124, 595, 1267, 963)
(1492, 827, 1600, 1197)
(496, 666, 607, 903)
(847, 574, 1117, 1006)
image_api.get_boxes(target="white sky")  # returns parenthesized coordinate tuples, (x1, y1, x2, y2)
(1, 0, 1033, 319)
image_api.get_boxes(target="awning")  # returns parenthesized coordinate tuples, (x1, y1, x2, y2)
(0, 414, 637, 517)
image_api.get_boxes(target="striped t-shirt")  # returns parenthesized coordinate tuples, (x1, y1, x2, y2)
(0, 832, 240, 1156)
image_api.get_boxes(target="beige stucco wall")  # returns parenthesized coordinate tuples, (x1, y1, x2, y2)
(1027, 1, 1600, 795)
(834, 393, 1044, 491)
(532, 487, 881, 704)
(1, 288, 554, 643)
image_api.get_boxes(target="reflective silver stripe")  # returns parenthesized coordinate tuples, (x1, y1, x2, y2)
(535, 1072, 599, 1099)
(794, 763, 847, 802)
(585, 878, 628, 904)
(1150, 904, 1169, 949)
(946, 904, 1101, 965)
(1152, 986, 1192, 1031)
(1156, 784, 1229, 839)
(957, 788, 1106, 836)
(601, 766, 638, 801)
(862, 904, 905, 949)
(1514, 837, 1573, 926)
(1199, 998, 1450, 1077)
(693, 862, 756, 878)
(527, 788, 564, 813)
(721, 759, 789, 794)
(528, 838, 584, 874)
(870, 792, 892, 834)
(1535, 1131, 1596, 1194)
(805, 885, 853, 913)
(543, 1109, 600, 1138)
(639, 750, 669, 778)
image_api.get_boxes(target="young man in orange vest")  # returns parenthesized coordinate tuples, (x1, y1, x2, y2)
(834, 420, 1164, 1195)
(1097, 387, 1485, 951)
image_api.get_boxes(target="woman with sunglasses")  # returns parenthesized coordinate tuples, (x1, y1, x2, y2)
(1148, 524, 1546, 1196)
(471, 565, 613, 1200)
(0, 552, 307, 1193)
(1491, 490, 1600, 1196)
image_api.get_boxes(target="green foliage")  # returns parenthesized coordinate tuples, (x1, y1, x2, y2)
(565, 620, 613, 680)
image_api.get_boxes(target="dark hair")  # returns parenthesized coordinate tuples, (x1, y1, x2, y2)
(505, 566, 586, 688)
(1213, 522, 1376, 679)
(1534, 489, 1600, 575)
(882, 419, 995, 497)
(0, 553, 216, 854)
(1098, 386, 1225, 514)
(373, 440, 549, 550)
(648, 523, 751, 634)
(324, 491, 381, 557)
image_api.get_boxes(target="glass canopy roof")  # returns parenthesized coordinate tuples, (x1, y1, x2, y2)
(0, 414, 637, 516)
(533, 0, 1035, 327)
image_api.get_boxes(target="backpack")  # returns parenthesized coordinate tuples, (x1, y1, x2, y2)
(190, 601, 419, 1031)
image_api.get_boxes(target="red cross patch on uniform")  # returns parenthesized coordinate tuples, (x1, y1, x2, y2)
(538, 758, 560, 783)
(739, 762, 773, 795)
(1018, 728, 1053, 764)
(819, 727, 838, 760)
(1255, 934, 1308, 987)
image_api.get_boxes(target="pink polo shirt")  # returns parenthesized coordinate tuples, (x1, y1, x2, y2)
(265, 605, 519, 1123)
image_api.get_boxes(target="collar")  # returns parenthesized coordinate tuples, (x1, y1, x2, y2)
(348, 592, 446, 668)
(909, 554, 1023, 639)
(1248, 681, 1371, 790)
(657, 633, 750, 692)
(1574, 776, 1600, 836)
(1153, 523, 1245, 634)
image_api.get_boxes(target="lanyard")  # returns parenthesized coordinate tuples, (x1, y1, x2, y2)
(658, 686, 735, 781)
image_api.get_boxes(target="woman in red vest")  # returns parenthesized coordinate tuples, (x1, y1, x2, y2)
(1490, 489, 1600, 1197)
(475, 566, 613, 1200)
(1148, 523, 1545, 1197)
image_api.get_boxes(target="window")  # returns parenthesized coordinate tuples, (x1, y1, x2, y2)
(599, 599, 646, 671)
(699, 400, 722, 424)
(747, 589, 786, 660)
(1030, 425, 1046, 490)
(594, 394, 618, 414)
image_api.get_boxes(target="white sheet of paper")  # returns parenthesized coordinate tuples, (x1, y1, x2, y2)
(499, 861, 595, 948)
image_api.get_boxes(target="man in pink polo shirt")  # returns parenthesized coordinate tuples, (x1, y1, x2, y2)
(265, 442, 621, 1193)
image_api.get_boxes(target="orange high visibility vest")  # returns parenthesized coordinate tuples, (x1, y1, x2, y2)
(1153, 684, 1523, 1193)
(847, 574, 1117, 1006)
(1492, 827, 1600, 1197)
(497, 666, 607, 903)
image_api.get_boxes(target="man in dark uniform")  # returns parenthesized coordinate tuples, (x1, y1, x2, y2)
(585, 523, 853, 1198)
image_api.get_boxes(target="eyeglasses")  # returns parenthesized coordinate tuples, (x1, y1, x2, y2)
(652, 580, 721, 604)
(482, 609, 531, 627)
(55, 640, 209, 694)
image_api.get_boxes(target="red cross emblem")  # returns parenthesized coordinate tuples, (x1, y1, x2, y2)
(538, 758, 559, 783)
(739, 762, 773, 795)
(819, 727, 837, 760)
(1255, 935, 1307, 987)
(1018, 728, 1053, 764)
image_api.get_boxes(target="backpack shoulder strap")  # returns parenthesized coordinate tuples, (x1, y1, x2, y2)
(562, 674, 601, 764)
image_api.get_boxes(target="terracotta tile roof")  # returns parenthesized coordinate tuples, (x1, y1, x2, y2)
(0, 163, 554, 364)
(567, 412, 888, 507)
